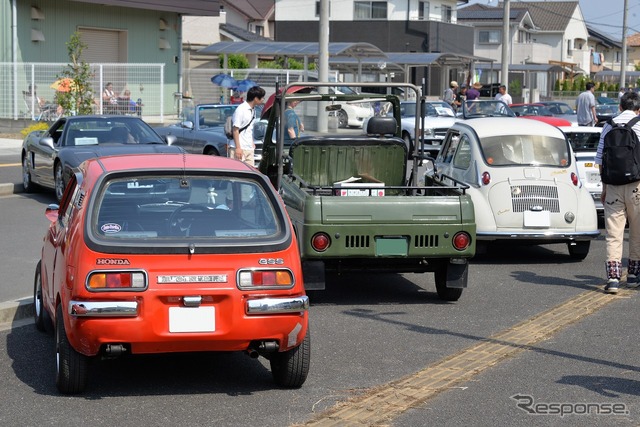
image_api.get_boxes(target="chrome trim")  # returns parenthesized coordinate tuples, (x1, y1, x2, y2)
(183, 296, 202, 307)
(69, 300, 138, 317)
(477, 231, 600, 240)
(246, 296, 309, 315)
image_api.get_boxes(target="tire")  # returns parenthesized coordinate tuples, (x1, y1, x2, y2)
(568, 241, 590, 260)
(402, 132, 414, 158)
(434, 264, 464, 302)
(33, 261, 51, 332)
(56, 304, 89, 394)
(54, 162, 65, 202)
(204, 147, 220, 156)
(337, 110, 348, 128)
(270, 330, 310, 388)
(22, 154, 35, 193)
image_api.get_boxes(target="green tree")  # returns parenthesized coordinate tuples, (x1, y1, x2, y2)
(509, 79, 521, 96)
(219, 54, 250, 69)
(57, 32, 94, 116)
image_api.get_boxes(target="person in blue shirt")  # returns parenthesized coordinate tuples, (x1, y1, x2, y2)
(284, 99, 304, 143)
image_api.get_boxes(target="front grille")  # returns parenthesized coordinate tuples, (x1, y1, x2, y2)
(433, 128, 449, 138)
(345, 235, 370, 248)
(511, 185, 559, 213)
(414, 234, 439, 248)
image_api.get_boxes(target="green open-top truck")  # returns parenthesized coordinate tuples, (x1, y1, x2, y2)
(258, 82, 475, 301)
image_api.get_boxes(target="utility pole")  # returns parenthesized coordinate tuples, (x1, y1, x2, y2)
(317, 0, 329, 132)
(620, 0, 628, 87)
(501, 0, 510, 92)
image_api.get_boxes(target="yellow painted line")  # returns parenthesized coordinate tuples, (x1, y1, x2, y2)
(302, 285, 636, 426)
(0, 163, 20, 167)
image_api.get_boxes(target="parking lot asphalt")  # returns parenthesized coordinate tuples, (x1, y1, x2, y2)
(0, 138, 31, 326)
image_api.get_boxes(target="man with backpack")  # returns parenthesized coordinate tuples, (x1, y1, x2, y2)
(595, 91, 640, 293)
(229, 85, 266, 165)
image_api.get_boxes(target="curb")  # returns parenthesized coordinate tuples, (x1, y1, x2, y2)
(0, 182, 24, 196)
(0, 297, 34, 326)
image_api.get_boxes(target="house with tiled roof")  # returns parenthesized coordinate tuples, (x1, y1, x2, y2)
(182, 0, 273, 68)
(627, 33, 640, 68)
(459, 1, 590, 74)
(587, 26, 623, 74)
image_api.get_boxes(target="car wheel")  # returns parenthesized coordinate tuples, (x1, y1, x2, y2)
(270, 329, 310, 388)
(33, 261, 52, 332)
(434, 264, 464, 302)
(204, 147, 220, 156)
(54, 163, 65, 202)
(22, 154, 35, 193)
(402, 132, 414, 158)
(337, 110, 348, 128)
(568, 241, 590, 260)
(56, 304, 89, 394)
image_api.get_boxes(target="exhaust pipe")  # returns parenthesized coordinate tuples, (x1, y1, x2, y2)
(246, 340, 279, 358)
(246, 348, 259, 359)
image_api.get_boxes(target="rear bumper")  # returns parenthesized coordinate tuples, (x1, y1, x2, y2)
(477, 230, 600, 241)
(66, 295, 309, 356)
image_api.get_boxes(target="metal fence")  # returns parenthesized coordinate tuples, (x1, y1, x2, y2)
(0, 64, 341, 123)
(0, 63, 164, 121)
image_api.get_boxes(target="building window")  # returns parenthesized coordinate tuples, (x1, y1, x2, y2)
(315, 1, 331, 17)
(419, 1, 430, 20)
(479, 30, 501, 44)
(517, 30, 531, 44)
(567, 40, 572, 56)
(441, 5, 452, 23)
(354, 1, 387, 20)
(255, 25, 264, 36)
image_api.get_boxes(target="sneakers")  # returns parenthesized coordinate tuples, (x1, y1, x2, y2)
(605, 279, 620, 294)
(627, 274, 640, 289)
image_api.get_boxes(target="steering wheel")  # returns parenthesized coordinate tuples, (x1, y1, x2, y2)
(167, 204, 211, 236)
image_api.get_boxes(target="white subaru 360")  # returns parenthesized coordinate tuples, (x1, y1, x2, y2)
(424, 117, 599, 259)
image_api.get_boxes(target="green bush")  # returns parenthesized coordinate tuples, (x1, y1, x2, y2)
(220, 54, 250, 69)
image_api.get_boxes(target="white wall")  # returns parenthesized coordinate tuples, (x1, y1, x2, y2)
(275, 0, 460, 22)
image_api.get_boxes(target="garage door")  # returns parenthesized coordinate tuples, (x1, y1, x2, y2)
(79, 28, 125, 63)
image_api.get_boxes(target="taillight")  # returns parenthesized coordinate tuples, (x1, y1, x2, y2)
(571, 172, 578, 186)
(481, 171, 491, 185)
(452, 232, 471, 251)
(238, 269, 294, 289)
(311, 232, 331, 252)
(87, 271, 146, 290)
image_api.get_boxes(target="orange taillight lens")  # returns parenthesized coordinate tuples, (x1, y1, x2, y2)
(238, 270, 294, 289)
(87, 272, 146, 290)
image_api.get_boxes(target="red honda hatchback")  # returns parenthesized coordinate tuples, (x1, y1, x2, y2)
(33, 153, 310, 393)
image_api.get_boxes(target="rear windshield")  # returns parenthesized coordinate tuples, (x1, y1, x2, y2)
(480, 135, 570, 167)
(565, 132, 601, 152)
(91, 175, 283, 241)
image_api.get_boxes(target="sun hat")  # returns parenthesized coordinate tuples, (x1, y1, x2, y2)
(450, 81, 458, 88)
(472, 81, 483, 89)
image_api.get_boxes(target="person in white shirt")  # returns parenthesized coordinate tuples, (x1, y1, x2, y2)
(595, 91, 640, 293)
(229, 86, 265, 165)
(494, 85, 512, 105)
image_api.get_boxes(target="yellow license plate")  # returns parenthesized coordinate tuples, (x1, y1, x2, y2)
(584, 162, 594, 167)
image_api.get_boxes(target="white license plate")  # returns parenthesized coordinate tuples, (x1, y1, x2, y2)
(524, 211, 550, 228)
(587, 171, 601, 184)
(169, 306, 215, 333)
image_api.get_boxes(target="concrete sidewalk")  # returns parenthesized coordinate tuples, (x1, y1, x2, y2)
(0, 138, 31, 326)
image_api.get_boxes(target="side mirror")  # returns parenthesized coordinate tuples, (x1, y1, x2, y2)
(422, 159, 436, 177)
(45, 203, 59, 222)
(39, 137, 54, 149)
(165, 134, 177, 145)
(181, 120, 194, 130)
(514, 112, 521, 117)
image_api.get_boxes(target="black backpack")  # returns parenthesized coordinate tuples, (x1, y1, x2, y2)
(601, 116, 640, 185)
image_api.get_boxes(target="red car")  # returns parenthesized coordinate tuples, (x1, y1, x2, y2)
(509, 103, 572, 127)
(33, 153, 310, 393)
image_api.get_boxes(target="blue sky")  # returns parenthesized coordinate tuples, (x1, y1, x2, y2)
(463, 0, 638, 40)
